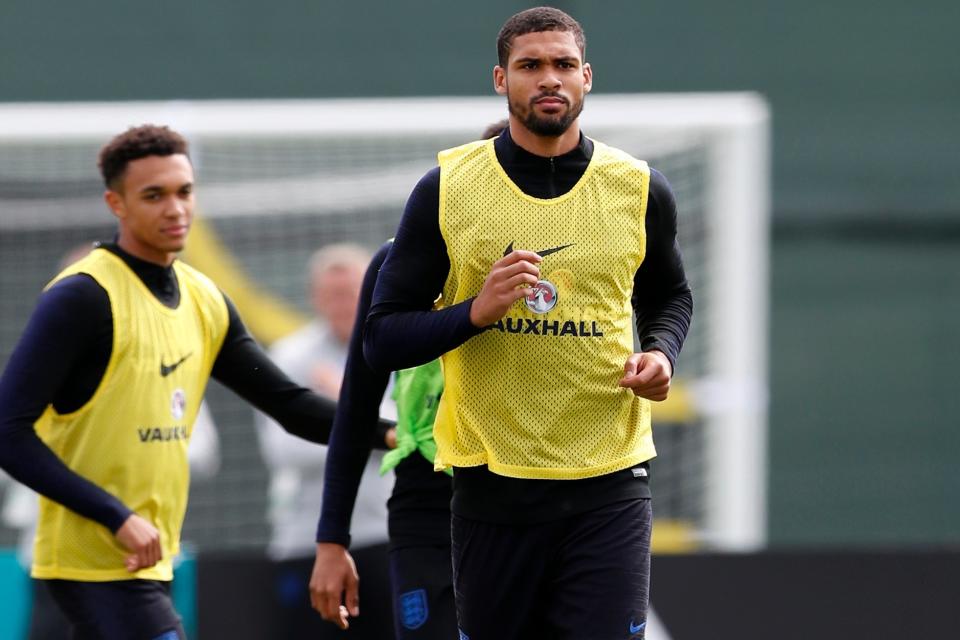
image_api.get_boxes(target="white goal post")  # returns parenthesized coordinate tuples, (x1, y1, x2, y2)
(0, 94, 770, 551)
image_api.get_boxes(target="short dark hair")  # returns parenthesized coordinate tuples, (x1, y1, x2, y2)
(496, 6, 586, 67)
(97, 124, 189, 190)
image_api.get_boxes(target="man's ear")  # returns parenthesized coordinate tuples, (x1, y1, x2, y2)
(493, 65, 507, 96)
(104, 190, 125, 221)
(583, 62, 593, 93)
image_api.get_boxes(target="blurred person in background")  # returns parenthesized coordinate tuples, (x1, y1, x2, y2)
(362, 7, 693, 639)
(310, 120, 507, 638)
(256, 243, 394, 639)
(0, 125, 358, 640)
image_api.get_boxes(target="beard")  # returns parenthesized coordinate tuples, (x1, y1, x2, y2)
(508, 90, 585, 137)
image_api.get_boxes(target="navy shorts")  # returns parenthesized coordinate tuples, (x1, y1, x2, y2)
(451, 498, 652, 640)
(390, 544, 458, 640)
(44, 578, 185, 640)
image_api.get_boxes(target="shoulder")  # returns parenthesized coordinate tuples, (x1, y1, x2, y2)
(590, 140, 652, 182)
(647, 168, 677, 214)
(371, 240, 393, 271)
(438, 139, 488, 167)
(401, 168, 441, 222)
(413, 166, 441, 195)
(29, 274, 111, 339)
(42, 273, 109, 312)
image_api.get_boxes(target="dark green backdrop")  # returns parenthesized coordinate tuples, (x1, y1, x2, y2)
(1, 0, 957, 546)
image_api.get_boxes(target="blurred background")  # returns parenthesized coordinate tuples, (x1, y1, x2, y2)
(1, 0, 957, 638)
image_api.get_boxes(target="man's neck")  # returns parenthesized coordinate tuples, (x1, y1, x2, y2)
(507, 118, 582, 158)
(116, 235, 177, 267)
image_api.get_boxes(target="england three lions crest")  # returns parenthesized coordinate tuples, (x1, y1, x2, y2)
(399, 588, 428, 630)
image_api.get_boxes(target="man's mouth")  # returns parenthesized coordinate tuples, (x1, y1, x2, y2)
(534, 95, 567, 107)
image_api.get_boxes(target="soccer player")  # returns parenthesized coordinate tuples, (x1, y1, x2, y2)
(0, 125, 387, 640)
(363, 7, 693, 640)
(309, 120, 510, 638)
(310, 240, 454, 638)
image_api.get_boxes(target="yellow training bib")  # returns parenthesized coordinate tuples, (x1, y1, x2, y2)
(434, 138, 656, 479)
(31, 248, 228, 581)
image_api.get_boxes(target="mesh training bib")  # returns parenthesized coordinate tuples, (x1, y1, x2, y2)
(32, 248, 228, 581)
(434, 138, 657, 479)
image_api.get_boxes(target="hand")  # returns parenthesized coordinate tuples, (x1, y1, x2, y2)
(115, 514, 162, 573)
(619, 350, 672, 401)
(384, 427, 397, 449)
(469, 250, 542, 327)
(310, 543, 360, 629)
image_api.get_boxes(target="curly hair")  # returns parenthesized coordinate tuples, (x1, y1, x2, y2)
(97, 124, 189, 189)
(496, 6, 586, 67)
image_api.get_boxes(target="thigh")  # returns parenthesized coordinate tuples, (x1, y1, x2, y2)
(45, 579, 185, 640)
(390, 545, 457, 640)
(28, 578, 72, 640)
(349, 543, 395, 639)
(451, 515, 554, 640)
(548, 499, 653, 640)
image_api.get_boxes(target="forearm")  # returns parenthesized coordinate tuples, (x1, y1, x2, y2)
(364, 300, 481, 372)
(634, 168, 694, 372)
(363, 168, 485, 371)
(216, 351, 337, 444)
(319, 241, 398, 546)
(212, 299, 335, 444)
(315, 393, 382, 547)
(636, 285, 694, 371)
(0, 278, 129, 531)
(0, 426, 131, 531)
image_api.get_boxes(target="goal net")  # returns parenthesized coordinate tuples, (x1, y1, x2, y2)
(0, 94, 769, 552)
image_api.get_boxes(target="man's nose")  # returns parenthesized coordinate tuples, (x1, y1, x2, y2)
(538, 73, 561, 91)
(167, 196, 187, 216)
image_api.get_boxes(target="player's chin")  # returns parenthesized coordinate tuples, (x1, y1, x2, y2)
(160, 238, 188, 253)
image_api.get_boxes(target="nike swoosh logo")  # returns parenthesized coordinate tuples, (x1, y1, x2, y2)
(160, 352, 193, 377)
(629, 620, 646, 635)
(502, 242, 575, 257)
(536, 243, 575, 257)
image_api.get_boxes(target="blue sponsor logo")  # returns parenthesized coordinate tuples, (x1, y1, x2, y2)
(399, 588, 429, 630)
(629, 618, 647, 636)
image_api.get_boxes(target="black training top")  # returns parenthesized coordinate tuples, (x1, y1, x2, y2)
(364, 128, 693, 523)
(0, 242, 341, 534)
(317, 241, 452, 550)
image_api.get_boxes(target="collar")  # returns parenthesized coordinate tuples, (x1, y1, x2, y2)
(493, 126, 594, 167)
(99, 240, 180, 307)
